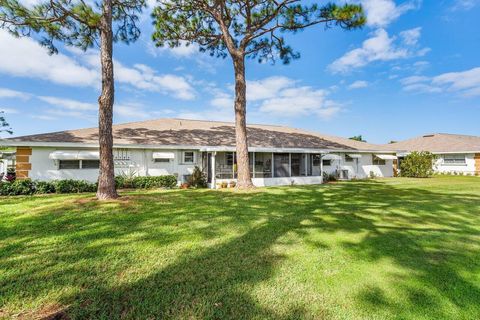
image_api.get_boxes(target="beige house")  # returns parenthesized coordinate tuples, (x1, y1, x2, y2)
(389, 133, 480, 175)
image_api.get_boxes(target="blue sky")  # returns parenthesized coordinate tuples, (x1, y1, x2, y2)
(0, 0, 479, 143)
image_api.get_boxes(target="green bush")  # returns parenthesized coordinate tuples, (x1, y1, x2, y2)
(53, 179, 97, 193)
(0, 175, 177, 196)
(130, 175, 177, 189)
(35, 181, 56, 194)
(115, 170, 137, 189)
(400, 151, 436, 178)
(322, 172, 337, 183)
(0, 179, 35, 196)
(187, 166, 207, 188)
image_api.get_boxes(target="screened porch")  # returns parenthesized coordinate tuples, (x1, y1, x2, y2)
(211, 152, 323, 180)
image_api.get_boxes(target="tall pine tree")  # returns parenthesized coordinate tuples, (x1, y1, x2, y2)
(0, 0, 146, 199)
(152, 1, 365, 188)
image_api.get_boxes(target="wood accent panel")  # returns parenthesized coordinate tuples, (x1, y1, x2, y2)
(16, 170, 29, 179)
(475, 153, 480, 175)
(16, 162, 32, 171)
(15, 147, 32, 179)
(16, 155, 29, 163)
(16, 147, 32, 156)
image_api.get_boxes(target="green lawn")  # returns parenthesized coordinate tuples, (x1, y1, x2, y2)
(1, 176, 479, 319)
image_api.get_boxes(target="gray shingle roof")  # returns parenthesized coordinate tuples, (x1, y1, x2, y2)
(388, 133, 480, 153)
(6, 118, 387, 151)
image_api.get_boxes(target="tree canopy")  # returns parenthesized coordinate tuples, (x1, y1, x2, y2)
(152, 0, 365, 64)
(0, 0, 145, 53)
(0, 111, 13, 135)
(349, 135, 366, 142)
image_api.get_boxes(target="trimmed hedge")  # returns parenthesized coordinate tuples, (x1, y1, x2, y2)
(0, 175, 177, 196)
(115, 175, 177, 189)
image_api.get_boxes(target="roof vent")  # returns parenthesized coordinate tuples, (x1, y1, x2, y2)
(423, 134, 435, 138)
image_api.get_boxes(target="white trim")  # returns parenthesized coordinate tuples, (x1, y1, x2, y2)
(152, 152, 175, 159)
(347, 154, 362, 159)
(375, 154, 397, 160)
(322, 154, 342, 160)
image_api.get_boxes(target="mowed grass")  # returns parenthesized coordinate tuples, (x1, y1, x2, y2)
(1, 176, 479, 319)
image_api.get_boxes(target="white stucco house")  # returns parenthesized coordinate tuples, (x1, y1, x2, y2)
(389, 133, 480, 175)
(1, 118, 398, 187)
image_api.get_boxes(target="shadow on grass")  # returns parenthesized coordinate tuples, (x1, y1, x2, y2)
(1, 178, 479, 319)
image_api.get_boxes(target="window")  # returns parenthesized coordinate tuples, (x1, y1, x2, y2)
(183, 151, 194, 163)
(58, 160, 99, 169)
(345, 155, 354, 162)
(59, 160, 80, 169)
(225, 152, 234, 166)
(372, 155, 386, 165)
(82, 160, 100, 169)
(312, 154, 321, 166)
(322, 159, 331, 166)
(154, 158, 170, 163)
(443, 154, 466, 165)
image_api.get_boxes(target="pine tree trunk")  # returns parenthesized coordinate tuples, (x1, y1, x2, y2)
(96, 0, 118, 200)
(232, 55, 254, 189)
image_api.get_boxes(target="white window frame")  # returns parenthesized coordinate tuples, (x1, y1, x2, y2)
(442, 154, 466, 166)
(182, 151, 195, 164)
(58, 159, 100, 170)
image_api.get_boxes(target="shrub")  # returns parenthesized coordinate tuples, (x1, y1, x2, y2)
(130, 175, 177, 189)
(400, 151, 436, 178)
(322, 172, 337, 182)
(115, 170, 138, 189)
(0, 179, 35, 196)
(187, 166, 207, 188)
(4, 168, 15, 182)
(35, 181, 56, 194)
(53, 179, 97, 193)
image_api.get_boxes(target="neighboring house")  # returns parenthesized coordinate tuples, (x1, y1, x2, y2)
(388, 133, 480, 175)
(0, 118, 397, 187)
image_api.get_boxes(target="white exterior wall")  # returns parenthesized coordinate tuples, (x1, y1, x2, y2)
(216, 176, 323, 187)
(29, 147, 201, 182)
(322, 153, 394, 178)
(433, 153, 476, 175)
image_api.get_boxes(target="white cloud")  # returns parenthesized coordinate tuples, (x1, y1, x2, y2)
(399, 75, 429, 85)
(348, 80, 369, 89)
(38, 96, 97, 111)
(361, 0, 421, 27)
(400, 27, 422, 45)
(149, 41, 199, 58)
(258, 86, 341, 119)
(0, 88, 30, 100)
(400, 67, 480, 97)
(451, 0, 479, 10)
(0, 30, 98, 87)
(0, 107, 19, 114)
(329, 28, 429, 73)
(247, 76, 295, 100)
(0, 31, 196, 100)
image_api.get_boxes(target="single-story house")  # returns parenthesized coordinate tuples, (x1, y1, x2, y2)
(0, 118, 398, 187)
(389, 133, 480, 175)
